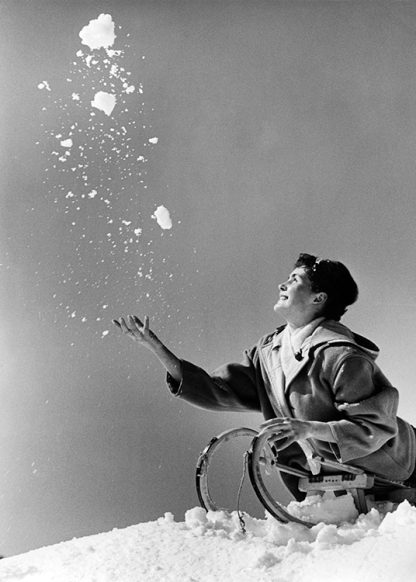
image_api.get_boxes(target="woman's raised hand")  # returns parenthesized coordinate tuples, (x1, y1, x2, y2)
(113, 315, 159, 350)
(113, 315, 183, 383)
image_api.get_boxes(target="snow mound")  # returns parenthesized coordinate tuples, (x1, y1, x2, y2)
(1, 502, 416, 581)
(287, 491, 359, 524)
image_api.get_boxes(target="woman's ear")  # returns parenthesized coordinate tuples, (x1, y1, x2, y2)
(313, 292, 327, 304)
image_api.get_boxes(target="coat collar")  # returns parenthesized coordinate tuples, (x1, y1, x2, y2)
(262, 319, 379, 390)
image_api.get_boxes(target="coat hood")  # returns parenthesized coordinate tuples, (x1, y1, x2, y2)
(312, 320, 380, 360)
(269, 319, 380, 361)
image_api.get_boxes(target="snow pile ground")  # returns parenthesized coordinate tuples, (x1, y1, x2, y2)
(1, 501, 416, 582)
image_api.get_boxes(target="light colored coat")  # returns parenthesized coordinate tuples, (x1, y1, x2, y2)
(167, 320, 416, 482)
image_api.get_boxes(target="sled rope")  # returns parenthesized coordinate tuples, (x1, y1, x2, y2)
(236, 451, 249, 534)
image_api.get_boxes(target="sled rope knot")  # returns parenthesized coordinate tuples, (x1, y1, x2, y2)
(236, 451, 249, 534)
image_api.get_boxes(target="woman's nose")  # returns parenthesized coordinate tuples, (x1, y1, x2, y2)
(279, 282, 287, 291)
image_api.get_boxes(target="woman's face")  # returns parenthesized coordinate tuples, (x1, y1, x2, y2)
(274, 266, 323, 322)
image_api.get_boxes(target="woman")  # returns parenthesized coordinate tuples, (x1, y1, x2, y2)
(113, 253, 416, 498)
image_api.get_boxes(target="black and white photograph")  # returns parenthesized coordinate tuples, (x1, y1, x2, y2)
(1, 1, 416, 580)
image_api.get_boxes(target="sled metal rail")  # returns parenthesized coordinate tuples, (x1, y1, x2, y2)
(196, 426, 416, 527)
(195, 427, 258, 514)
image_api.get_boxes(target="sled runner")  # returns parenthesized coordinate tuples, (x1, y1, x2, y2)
(196, 426, 416, 527)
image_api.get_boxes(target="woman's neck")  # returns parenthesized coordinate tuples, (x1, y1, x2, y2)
(286, 314, 324, 331)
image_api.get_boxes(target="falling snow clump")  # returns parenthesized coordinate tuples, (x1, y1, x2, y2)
(152, 205, 172, 230)
(91, 91, 117, 116)
(79, 13, 116, 51)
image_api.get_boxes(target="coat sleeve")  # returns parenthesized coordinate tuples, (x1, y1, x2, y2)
(166, 346, 262, 412)
(326, 354, 400, 463)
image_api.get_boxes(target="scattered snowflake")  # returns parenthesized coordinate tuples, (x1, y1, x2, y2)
(37, 81, 51, 91)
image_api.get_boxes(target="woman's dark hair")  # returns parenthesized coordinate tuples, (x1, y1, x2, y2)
(294, 253, 359, 321)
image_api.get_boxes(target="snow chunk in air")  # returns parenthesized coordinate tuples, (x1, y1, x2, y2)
(79, 14, 116, 50)
(152, 205, 172, 230)
(37, 80, 51, 91)
(60, 138, 73, 148)
(91, 92, 116, 116)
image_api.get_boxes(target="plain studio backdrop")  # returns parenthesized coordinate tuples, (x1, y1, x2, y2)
(1, 0, 416, 557)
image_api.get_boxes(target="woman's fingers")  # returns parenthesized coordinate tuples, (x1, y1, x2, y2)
(128, 315, 140, 332)
(261, 418, 313, 441)
(260, 418, 291, 433)
(113, 315, 153, 344)
(261, 417, 290, 427)
(113, 315, 154, 345)
(117, 317, 131, 333)
(112, 316, 137, 339)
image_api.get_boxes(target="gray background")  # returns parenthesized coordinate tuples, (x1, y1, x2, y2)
(2, 0, 416, 556)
